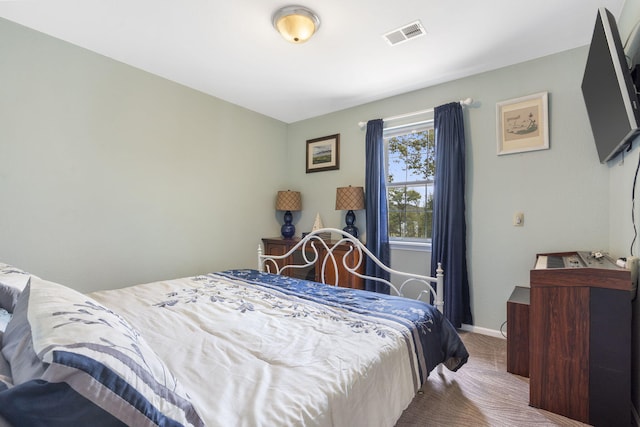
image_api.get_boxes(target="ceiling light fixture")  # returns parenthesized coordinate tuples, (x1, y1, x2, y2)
(272, 5, 320, 44)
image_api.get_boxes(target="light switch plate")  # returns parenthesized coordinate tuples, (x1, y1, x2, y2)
(513, 212, 524, 226)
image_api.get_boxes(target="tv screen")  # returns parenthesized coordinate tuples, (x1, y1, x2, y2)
(581, 7, 640, 163)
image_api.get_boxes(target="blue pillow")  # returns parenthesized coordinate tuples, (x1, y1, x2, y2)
(0, 278, 204, 427)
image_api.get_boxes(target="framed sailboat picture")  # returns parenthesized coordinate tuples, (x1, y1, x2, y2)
(496, 92, 549, 156)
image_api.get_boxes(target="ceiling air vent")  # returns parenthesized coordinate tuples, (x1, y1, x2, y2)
(383, 20, 426, 46)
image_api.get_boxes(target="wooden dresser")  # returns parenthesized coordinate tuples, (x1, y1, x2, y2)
(528, 251, 632, 427)
(261, 237, 365, 290)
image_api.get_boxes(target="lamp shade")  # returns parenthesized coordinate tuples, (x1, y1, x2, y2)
(276, 190, 302, 211)
(335, 186, 365, 211)
(272, 6, 320, 43)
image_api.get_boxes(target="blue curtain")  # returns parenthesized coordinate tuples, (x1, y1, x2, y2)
(365, 119, 390, 293)
(430, 102, 472, 328)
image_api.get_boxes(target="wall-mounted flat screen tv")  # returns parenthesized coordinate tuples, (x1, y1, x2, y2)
(582, 7, 640, 163)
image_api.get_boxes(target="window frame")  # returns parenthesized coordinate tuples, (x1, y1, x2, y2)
(384, 119, 435, 250)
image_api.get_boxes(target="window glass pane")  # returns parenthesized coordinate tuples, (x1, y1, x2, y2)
(386, 129, 435, 184)
(385, 123, 435, 241)
(387, 184, 433, 239)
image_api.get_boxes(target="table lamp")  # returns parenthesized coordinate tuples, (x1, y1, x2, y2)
(276, 190, 302, 238)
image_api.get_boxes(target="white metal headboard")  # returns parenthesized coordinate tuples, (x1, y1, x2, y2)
(258, 228, 444, 313)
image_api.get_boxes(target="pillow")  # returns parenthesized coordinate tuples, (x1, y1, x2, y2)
(1, 282, 46, 384)
(0, 309, 10, 332)
(0, 332, 12, 393)
(0, 263, 32, 312)
(0, 278, 204, 427)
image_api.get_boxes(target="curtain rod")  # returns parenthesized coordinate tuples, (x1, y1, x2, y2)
(357, 97, 473, 129)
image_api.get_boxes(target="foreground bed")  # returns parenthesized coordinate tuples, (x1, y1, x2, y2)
(0, 229, 468, 426)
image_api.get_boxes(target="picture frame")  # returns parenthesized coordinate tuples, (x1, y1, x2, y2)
(306, 134, 340, 173)
(496, 92, 549, 156)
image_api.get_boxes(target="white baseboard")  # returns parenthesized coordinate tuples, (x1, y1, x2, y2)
(460, 323, 505, 339)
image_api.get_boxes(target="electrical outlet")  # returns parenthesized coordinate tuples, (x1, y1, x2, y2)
(513, 212, 524, 226)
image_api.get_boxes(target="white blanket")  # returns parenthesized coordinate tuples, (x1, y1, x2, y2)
(91, 273, 419, 427)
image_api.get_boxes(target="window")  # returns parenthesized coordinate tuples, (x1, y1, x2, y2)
(385, 121, 435, 245)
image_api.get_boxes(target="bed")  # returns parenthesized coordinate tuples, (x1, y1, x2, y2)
(0, 228, 468, 427)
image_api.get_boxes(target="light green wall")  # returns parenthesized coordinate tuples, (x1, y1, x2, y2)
(0, 18, 288, 292)
(288, 46, 610, 333)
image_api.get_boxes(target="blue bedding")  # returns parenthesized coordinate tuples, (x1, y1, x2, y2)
(219, 269, 469, 384)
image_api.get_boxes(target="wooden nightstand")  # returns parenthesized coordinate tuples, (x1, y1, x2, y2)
(261, 237, 365, 290)
(506, 286, 529, 378)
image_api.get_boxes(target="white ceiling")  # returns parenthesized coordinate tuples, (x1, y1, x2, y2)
(0, 0, 627, 123)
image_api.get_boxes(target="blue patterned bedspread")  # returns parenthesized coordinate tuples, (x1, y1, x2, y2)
(220, 269, 468, 384)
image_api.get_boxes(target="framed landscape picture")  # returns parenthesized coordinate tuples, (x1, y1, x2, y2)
(306, 134, 340, 173)
(496, 92, 549, 156)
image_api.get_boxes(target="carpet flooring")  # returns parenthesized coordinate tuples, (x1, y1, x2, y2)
(395, 331, 590, 426)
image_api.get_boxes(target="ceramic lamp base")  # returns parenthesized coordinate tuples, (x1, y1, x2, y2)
(281, 210, 295, 238)
(343, 209, 359, 238)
